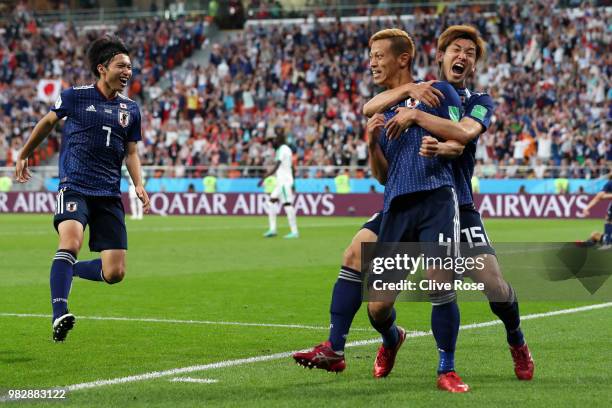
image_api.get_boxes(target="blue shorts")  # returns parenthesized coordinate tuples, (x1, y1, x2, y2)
(607, 203, 611, 222)
(361, 211, 383, 234)
(459, 204, 496, 256)
(53, 188, 128, 252)
(378, 187, 459, 256)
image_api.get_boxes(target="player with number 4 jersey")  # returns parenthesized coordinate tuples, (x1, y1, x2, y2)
(14, 35, 150, 343)
(364, 25, 534, 385)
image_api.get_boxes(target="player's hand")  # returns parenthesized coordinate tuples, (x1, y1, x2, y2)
(579, 208, 590, 217)
(366, 114, 385, 145)
(135, 185, 151, 213)
(408, 80, 443, 108)
(14, 157, 31, 183)
(385, 108, 415, 140)
(419, 135, 439, 157)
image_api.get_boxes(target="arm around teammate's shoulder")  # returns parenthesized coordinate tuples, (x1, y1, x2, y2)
(363, 81, 443, 117)
(419, 137, 465, 159)
(411, 82, 483, 145)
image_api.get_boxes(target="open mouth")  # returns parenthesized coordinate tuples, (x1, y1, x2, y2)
(451, 63, 465, 75)
(118, 77, 129, 86)
(371, 69, 382, 79)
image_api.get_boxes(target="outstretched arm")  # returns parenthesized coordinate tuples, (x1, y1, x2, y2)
(363, 81, 443, 117)
(580, 191, 612, 216)
(125, 142, 150, 213)
(15, 111, 61, 183)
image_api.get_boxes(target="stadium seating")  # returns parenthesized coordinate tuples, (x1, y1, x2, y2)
(0, 2, 609, 179)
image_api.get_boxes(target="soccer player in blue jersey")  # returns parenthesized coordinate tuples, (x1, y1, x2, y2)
(581, 174, 612, 249)
(362, 28, 472, 392)
(292, 33, 464, 377)
(14, 36, 150, 342)
(293, 118, 460, 372)
(363, 25, 535, 382)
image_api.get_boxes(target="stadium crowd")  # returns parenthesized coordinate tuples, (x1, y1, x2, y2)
(0, 1, 610, 179)
(0, 4, 207, 167)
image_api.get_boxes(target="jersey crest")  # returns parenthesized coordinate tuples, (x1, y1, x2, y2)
(119, 110, 130, 128)
(405, 98, 420, 109)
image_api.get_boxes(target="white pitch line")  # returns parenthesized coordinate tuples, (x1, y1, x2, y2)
(169, 377, 218, 384)
(0, 313, 372, 332)
(6, 301, 608, 397)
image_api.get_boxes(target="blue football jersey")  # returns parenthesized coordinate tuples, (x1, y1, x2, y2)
(52, 84, 142, 197)
(379, 81, 463, 212)
(453, 88, 495, 206)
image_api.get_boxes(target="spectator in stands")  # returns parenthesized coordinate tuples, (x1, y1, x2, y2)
(0, 1, 609, 182)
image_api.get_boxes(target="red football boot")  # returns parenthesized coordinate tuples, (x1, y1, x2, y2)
(437, 371, 470, 393)
(510, 343, 535, 380)
(292, 341, 346, 372)
(373, 326, 407, 378)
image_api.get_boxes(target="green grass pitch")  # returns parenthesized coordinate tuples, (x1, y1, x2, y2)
(0, 215, 610, 407)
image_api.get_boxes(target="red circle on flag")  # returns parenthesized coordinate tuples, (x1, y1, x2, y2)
(44, 83, 55, 96)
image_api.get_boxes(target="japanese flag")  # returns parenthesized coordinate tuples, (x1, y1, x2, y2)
(37, 79, 62, 103)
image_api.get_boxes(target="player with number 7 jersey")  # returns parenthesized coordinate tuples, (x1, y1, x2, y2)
(52, 82, 142, 196)
(14, 35, 150, 343)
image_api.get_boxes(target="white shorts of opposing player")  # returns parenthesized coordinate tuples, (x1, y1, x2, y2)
(128, 185, 143, 220)
(270, 183, 294, 204)
(265, 182, 298, 236)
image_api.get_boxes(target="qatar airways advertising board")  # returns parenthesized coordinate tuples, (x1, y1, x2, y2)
(0, 192, 607, 219)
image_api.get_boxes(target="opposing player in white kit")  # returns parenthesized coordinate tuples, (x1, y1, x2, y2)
(259, 129, 299, 239)
(128, 169, 145, 220)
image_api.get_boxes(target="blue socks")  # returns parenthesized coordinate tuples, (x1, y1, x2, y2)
(328, 266, 363, 352)
(50, 250, 76, 321)
(51, 252, 106, 321)
(490, 286, 525, 346)
(74, 259, 104, 282)
(369, 307, 400, 349)
(603, 223, 612, 245)
(431, 300, 460, 374)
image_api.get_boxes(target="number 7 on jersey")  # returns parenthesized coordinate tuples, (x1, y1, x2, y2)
(102, 125, 111, 147)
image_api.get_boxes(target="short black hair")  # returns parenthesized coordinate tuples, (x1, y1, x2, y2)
(87, 35, 130, 78)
